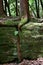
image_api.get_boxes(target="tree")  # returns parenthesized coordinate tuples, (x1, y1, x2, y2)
(19, 0, 30, 27)
(3, 0, 11, 16)
(20, 0, 30, 18)
(40, 0, 43, 10)
(16, 0, 18, 16)
(0, 0, 6, 17)
(16, 0, 30, 61)
(35, 0, 40, 18)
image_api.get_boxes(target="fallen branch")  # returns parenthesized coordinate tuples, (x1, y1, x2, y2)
(0, 16, 21, 27)
(0, 16, 21, 22)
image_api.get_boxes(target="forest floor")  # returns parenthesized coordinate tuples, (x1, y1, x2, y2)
(2, 57, 43, 65)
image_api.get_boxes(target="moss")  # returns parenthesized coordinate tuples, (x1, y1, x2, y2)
(0, 27, 17, 63)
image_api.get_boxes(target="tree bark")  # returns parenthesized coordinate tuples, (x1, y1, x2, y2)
(40, 0, 43, 10)
(16, 0, 30, 61)
(17, 29, 22, 61)
(16, 0, 18, 16)
(0, 0, 6, 17)
(19, 0, 30, 28)
(20, 0, 30, 19)
(4, 0, 11, 16)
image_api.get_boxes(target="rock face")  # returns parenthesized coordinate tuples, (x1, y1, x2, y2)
(21, 23, 43, 59)
(0, 27, 17, 63)
(0, 23, 43, 63)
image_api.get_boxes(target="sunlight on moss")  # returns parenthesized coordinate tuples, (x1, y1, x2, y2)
(4, 20, 19, 25)
(19, 17, 27, 26)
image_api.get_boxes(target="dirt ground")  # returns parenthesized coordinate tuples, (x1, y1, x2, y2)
(1, 57, 43, 65)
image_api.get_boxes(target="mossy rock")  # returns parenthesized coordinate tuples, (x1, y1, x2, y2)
(0, 27, 17, 63)
(20, 23, 43, 59)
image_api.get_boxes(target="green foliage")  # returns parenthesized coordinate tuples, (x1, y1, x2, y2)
(4, 20, 19, 25)
(29, 0, 34, 5)
(14, 31, 18, 36)
(9, 0, 20, 16)
(19, 17, 27, 26)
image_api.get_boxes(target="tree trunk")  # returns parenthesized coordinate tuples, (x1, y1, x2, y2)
(0, 0, 6, 17)
(20, 0, 30, 19)
(16, 0, 30, 61)
(40, 0, 43, 10)
(35, 0, 40, 18)
(4, 0, 11, 16)
(19, 0, 30, 28)
(17, 31, 22, 61)
(16, 0, 18, 16)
